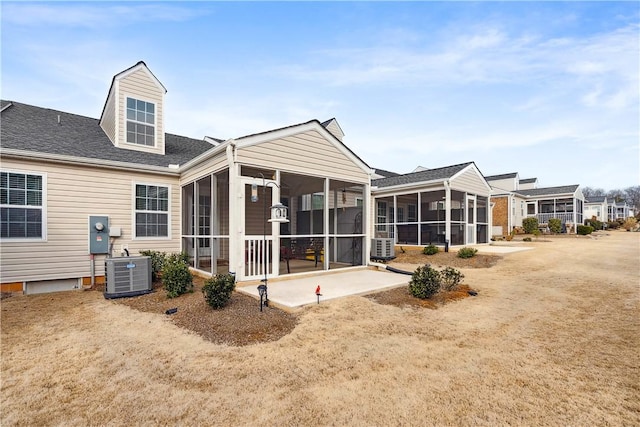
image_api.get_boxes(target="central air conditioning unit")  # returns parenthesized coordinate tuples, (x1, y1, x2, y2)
(370, 238, 395, 261)
(104, 256, 152, 299)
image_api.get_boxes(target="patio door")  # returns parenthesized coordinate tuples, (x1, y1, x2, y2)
(241, 178, 280, 281)
(466, 195, 476, 245)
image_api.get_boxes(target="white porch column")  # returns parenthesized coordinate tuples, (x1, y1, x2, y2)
(444, 181, 451, 246)
(270, 170, 282, 276)
(417, 191, 422, 246)
(364, 183, 371, 266)
(225, 143, 241, 278)
(324, 177, 330, 270)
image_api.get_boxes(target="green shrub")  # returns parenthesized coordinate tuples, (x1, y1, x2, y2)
(162, 252, 193, 298)
(457, 247, 478, 259)
(585, 218, 603, 231)
(202, 273, 236, 309)
(422, 245, 439, 255)
(606, 220, 620, 230)
(577, 225, 594, 236)
(522, 217, 539, 234)
(523, 237, 532, 242)
(139, 250, 167, 282)
(548, 218, 562, 234)
(440, 267, 464, 291)
(408, 264, 441, 299)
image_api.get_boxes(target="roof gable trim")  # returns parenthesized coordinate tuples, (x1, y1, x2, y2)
(235, 120, 372, 175)
(115, 61, 167, 94)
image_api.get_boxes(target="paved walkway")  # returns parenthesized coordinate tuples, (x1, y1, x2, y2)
(469, 243, 534, 254)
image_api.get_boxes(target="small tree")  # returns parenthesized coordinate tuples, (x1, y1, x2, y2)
(548, 218, 562, 234)
(522, 217, 539, 234)
(162, 252, 193, 298)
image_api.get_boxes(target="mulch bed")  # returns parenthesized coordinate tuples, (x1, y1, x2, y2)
(101, 250, 495, 346)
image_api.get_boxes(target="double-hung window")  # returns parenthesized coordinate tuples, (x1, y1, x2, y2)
(126, 97, 155, 146)
(376, 201, 387, 232)
(135, 184, 169, 237)
(0, 171, 44, 239)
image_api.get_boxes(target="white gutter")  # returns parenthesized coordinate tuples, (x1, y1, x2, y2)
(0, 148, 180, 176)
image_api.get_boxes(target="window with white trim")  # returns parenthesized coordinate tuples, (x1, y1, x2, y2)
(135, 184, 169, 237)
(0, 171, 44, 239)
(126, 97, 155, 146)
(408, 204, 417, 222)
(376, 201, 387, 232)
(355, 197, 363, 207)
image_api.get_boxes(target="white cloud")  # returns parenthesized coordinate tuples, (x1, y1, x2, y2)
(2, 3, 205, 28)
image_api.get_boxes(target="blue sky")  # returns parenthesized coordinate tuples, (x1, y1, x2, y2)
(2, 1, 638, 190)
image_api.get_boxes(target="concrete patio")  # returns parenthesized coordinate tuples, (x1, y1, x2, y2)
(237, 267, 410, 311)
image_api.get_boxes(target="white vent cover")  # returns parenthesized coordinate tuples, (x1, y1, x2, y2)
(371, 238, 395, 260)
(104, 256, 152, 299)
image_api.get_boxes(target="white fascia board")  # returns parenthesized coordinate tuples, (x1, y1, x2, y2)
(0, 149, 180, 176)
(116, 62, 167, 94)
(450, 163, 493, 194)
(178, 140, 231, 172)
(371, 179, 445, 196)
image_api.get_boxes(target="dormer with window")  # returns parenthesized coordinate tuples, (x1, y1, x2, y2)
(99, 61, 167, 155)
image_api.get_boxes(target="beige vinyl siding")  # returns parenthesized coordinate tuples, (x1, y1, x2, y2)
(117, 68, 165, 155)
(488, 177, 517, 193)
(0, 158, 180, 284)
(237, 130, 369, 184)
(519, 181, 537, 190)
(100, 86, 117, 144)
(451, 168, 490, 196)
(324, 120, 344, 141)
(179, 152, 228, 185)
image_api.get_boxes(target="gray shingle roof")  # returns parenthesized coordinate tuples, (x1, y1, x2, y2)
(372, 168, 400, 178)
(373, 162, 474, 188)
(485, 172, 518, 181)
(585, 195, 607, 203)
(516, 185, 580, 197)
(1, 101, 216, 168)
(519, 178, 537, 184)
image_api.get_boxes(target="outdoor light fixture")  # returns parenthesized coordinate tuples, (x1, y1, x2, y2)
(257, 284, 267, 312)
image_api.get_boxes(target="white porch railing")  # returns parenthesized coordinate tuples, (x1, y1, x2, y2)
(535, 212, 574, 224)
(244, 236, 273, 280)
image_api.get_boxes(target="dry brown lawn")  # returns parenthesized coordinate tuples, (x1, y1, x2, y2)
(2, 231, 639, 426)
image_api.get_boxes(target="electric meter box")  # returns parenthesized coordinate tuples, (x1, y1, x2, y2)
(89, 215, 109, 254)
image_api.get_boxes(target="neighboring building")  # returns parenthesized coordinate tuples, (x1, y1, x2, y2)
(1, 61, 372, 294)
(584, 196, 609, 222)
(371, 162, 492, 246)
(609, 199, 633, 221)
(486, 172, 585, 235)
